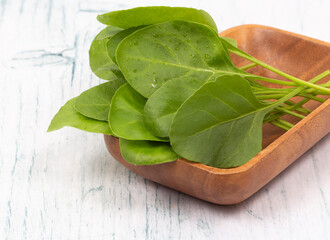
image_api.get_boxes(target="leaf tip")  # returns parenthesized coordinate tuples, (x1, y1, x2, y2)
(96, 14, 106, 25)
(47, 123, 56, 133)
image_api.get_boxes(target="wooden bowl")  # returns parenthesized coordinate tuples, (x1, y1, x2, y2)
(105, 24, 330, 205)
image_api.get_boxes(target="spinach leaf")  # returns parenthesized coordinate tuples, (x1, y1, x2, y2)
(219, 36, 260, 61)
(75, 79, 125, 121)
(109, 83, 168, 142)
(48, 98, 112, 135)
(144, 74, 209, 137)
(89, 26, 124, 80)
(97, 6, 218, 32)
(169, 75, 275, 168)
(96, 26, 122, 40)
(116, 20, 250, 98)
(107, 27, 144, 64)
(220, 36, 237, 47)
(119, 138, 178, 165)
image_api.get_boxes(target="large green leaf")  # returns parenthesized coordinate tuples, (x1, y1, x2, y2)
(116, 20, 251, 98)
(169, 75, 275, 168)
(144, 73, 210, 137)
(89, 26, 124, 80)
(97, 6, 218, 32)
(48, 98, 112, 135)
(75, 79, 125, 121)
(119, 138, 178, 165)
(107, 27, 144, 64)
(96, 26, 122, 40)
(109, 83, 168, 141)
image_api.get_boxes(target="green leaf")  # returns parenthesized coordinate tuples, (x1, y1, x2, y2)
(89, 26, 124, 80)
(144, 73, 209, 137)
(219, 36, 251, 58)
(48, 98, 112, 135)
(96, 25, 122, 40)
(116, 20, 249, 98)
(107, 27, 144, 64)
(170, 75, 275, 168)
(109, 83, 168, 141)
(97, 6, 218, 32)
(220, 36, 237, 47)
(119, 138, 178, 165)
(75, 79, 125, 121)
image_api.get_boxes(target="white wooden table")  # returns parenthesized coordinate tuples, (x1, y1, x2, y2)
(1, 0, 329, 239)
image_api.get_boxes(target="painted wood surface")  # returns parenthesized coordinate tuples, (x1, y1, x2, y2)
(0, 0, 329, 239)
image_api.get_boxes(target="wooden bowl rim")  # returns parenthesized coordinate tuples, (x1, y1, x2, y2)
(219, 24, 330, 47)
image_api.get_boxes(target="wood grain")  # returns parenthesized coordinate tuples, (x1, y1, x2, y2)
(0, 0, 329, 239)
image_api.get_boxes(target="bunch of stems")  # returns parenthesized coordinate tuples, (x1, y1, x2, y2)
(238, 59, 330, 131)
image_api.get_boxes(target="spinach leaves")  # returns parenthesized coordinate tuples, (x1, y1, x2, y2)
(48, 98, 112, 135)
(97, 6, 218, 32)
(75, 79, 124, 121)
(143, 75, 206, 137)
(107, 27, 143, 64)
(109, 83, 168, 142)
(170, 75, 272, 168)
(89, 26, 124, 81)
(116, 20, 244, 98)
(119, 139, 178, 165)
(49, 6, 329, 168)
